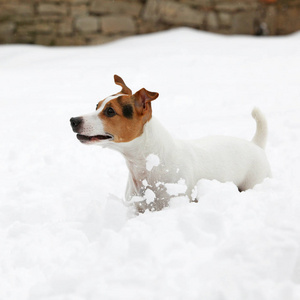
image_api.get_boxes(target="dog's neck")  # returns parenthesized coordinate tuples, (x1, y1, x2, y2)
(108, 118, 176, 190)
(111, 117, 174, 161)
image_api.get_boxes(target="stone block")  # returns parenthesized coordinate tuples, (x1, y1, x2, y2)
(0, 21, 15, 34)
(12, 33, 34, 44)
(0, 3, 33, 19)
(215, 1, 258, 12)
(207, 11, 218, 30)
(144, 1, 205, 27)
(16, 23, 54, 35)
(55, 35, 86, 46)
(90, 0, 142, 17)
(86, 33, 126, 45)
(75, 16, 99, 33)
(70, 4, 88, 17)
(179, 0, 212, 6)
(35, 34, 55, 46)
(38, 4, 68, 15)
(231, 11, 256, 34)
(277, 6, 300, 34)
(64, 0, 89, 3)
(218, 12, 231, 27)
(58, 18, 73, 35)
(143, 0, 161, 22)
(265, 5, 277, 35)
(101, 15, 136, 34)
(137, 20, 171, 34)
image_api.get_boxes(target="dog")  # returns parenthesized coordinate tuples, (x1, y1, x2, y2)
(70, 75, 271, 213)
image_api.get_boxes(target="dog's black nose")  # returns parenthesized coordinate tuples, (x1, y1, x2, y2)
(70, 117, 82, 132)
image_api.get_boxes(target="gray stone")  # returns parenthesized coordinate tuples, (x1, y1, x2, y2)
(101, 15, 136, 34)
(90, 0, 142, 17)
(75, 16, 99, 33)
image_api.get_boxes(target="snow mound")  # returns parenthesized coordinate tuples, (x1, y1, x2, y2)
(1, 28, 300, 299)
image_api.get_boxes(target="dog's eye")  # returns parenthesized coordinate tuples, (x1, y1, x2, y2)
(105, 107, 116, 117)
(96, 104, 98, 110)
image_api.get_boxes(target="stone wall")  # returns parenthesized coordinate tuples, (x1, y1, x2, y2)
(0, 0, 300, 46)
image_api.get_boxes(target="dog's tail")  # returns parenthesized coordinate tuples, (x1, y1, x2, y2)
(251, 107, 268, 149)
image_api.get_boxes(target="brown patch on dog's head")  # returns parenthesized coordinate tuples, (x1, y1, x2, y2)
(96, 76, 159, 143)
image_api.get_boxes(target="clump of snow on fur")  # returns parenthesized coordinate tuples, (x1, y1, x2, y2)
(146, 154, 160, 171)
(165, 178, 187, 196)
(144, 188, 156, 204)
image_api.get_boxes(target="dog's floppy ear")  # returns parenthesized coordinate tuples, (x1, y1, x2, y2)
(114, 75, 132, 95)
(134, 88, 159, 113)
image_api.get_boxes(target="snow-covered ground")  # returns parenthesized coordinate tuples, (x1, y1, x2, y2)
(1, 28, 300, 299)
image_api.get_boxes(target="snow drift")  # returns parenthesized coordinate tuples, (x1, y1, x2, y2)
(1, 28, 300, 299)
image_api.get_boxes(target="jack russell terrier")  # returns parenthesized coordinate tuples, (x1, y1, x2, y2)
(70, 75, 271, 213)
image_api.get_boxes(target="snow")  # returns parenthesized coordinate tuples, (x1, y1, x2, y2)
(1, 27, 300, 299)
(146, 153, 160, 171)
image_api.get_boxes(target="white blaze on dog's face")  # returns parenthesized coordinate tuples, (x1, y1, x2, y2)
(70, 75, 159, 145)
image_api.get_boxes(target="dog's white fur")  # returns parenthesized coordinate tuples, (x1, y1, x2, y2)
(113, 109, 270, 211)
(71, 77, 271, 213)
(78, 109, 270, 213)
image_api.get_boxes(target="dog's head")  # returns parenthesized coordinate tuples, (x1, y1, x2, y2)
(70, 75, 159, 145)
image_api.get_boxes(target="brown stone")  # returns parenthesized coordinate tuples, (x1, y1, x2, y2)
(55, 35, 86, 46)
(0, 21, 15, 34)
(215, 1, 258, 12)
(17, 23, 54, 34)
(70, 4, 88, 17)
(64, 0, 89, 3)
(12, 33, 34, 44)
(207, 11, 218, 30)
(90, 0, 142, 17)
(86, 33, 127, 45)
(35, 34, 55, 46)
(144, 1, 205, 27)
(179, 0, 212, 6)
(75, 16, 99, 33)
(277, 6, 300, 34)
(0, 3, 33, 18)
(264, 5, 277, 35)
(101, 15, 136, 34)
(58, 18, 73, 35)
(38, 4, 68, 15)
(218, 12, 231, 27)
(137, 20, 171, 34)
(231, 11, 256, 34)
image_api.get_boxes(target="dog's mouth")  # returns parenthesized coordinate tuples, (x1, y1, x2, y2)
(76, 134, 113, 143)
